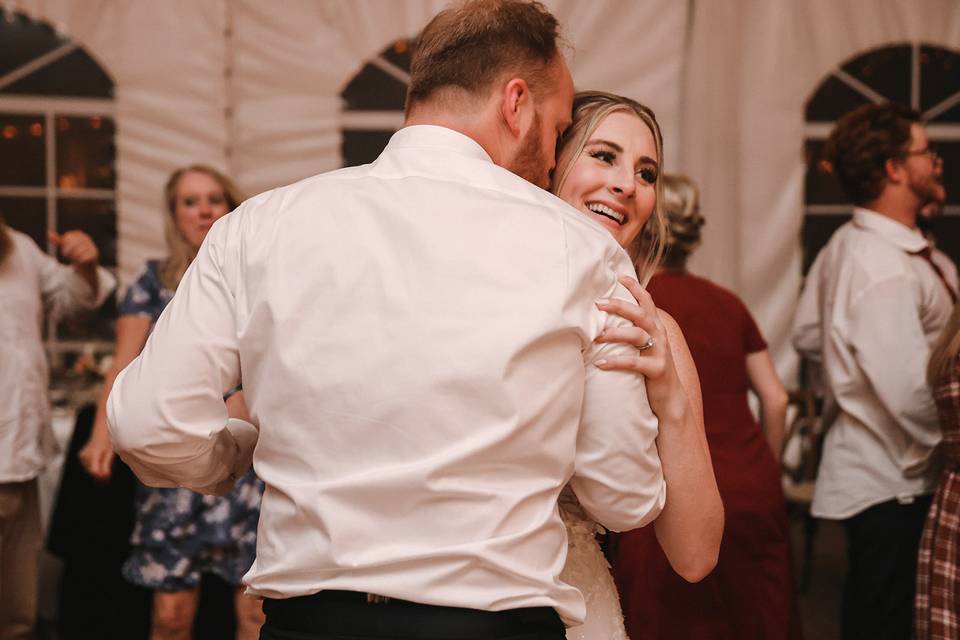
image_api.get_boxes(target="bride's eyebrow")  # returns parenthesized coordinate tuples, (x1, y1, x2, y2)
(585, 138, 622, 152)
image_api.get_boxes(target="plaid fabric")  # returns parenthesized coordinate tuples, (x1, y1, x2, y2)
(916, 357, 960, 640)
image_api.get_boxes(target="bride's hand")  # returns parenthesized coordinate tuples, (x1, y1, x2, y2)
(595, 275, 688, 417)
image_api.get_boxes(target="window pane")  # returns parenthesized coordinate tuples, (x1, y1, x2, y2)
(57, 198, 116, 267)
(805, 75, 873, 122)
(920, 45, 960, 121)
(57, 116, 115, 190)
(0, 11, 65, 78)
(4, 48, 113, 98)
(342, 129, 393, 167)
(937, 141, 960, 206)
(0, 196, 45, 247)
(841, 44, 911, 108)
(924, 216, 960, 270)
(341, 63, 408, 111)
(0, 114, 45, 186)
(379, 38, 415, 74)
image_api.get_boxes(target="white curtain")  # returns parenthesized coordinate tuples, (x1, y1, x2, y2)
(10, 0, 958, 383)
(7, 0, 686, 289)
(680, 0, 960, 380)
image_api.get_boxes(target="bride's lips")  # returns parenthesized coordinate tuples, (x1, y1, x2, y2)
(584, 200, 628, 232)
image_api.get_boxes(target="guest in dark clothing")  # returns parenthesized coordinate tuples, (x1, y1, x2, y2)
(609, 174, 802, 639)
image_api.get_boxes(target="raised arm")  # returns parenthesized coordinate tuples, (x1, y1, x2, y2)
(594, 276, 722, 582)
(107, 217, 255, 495)
(32, 229, 115, 320)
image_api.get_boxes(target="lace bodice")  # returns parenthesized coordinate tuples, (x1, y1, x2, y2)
(558, 485, 629, 640)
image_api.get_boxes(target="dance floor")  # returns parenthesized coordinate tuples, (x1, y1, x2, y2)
(791, 513, 845, 639)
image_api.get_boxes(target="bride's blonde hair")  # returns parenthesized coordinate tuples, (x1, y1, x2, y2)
(551, 91, 667, 284)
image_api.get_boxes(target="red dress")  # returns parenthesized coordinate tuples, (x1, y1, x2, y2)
(609, 270, 801, 640)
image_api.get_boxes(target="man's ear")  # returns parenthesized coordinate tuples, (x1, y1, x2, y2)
(884, 156, 906, 185)
(500, 77, 533, 138)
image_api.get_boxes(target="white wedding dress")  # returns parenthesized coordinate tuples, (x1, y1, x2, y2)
(558, 485, 629, 640)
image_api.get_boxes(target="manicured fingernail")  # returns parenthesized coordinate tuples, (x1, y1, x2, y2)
(594, 359, 608, 367)
(596, 299, 610, 308)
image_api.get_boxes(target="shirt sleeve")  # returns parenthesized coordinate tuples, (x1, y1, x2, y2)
(27, 236, 116, 321)
(846, 275, 940, 469)
(570, 276, 666, 533)
(107, 214, 257, 495)
(741, 300, 767, 354)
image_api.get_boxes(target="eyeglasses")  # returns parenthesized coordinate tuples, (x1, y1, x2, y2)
(903, 145, 940, 161)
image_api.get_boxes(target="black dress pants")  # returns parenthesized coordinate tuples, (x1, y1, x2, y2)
(260, 591, 565, 640)
(841, 495, 932, 640)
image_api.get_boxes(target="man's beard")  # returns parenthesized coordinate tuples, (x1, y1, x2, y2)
(909, 171, 946, 215)
(508, 111, 551, 189)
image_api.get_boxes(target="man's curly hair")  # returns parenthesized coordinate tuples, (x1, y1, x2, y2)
(823, 103, 919, 205)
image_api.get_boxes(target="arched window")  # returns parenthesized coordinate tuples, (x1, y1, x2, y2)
(0, 11, 115, 364)
(340, 38, 415, 167)
(803, 43, 960, 273)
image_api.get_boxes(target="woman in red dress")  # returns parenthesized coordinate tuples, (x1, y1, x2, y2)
(915, 301, 960, 640)
(609, 174, 802, 639)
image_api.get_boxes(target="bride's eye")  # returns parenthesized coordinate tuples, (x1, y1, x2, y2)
(589, 149, 616, 164)
(637, 168, 658, 184)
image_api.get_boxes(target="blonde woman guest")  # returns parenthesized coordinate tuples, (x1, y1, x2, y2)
(551, 93, 723, 640)
(609, 174, 801, 640)
(79, 165, 264, 640)
(916, 302, 960, 640)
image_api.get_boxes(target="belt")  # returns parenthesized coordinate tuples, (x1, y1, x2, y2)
(262, 591, 564, 639)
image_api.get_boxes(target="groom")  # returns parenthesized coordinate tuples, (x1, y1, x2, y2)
(107, 1, 665, 638)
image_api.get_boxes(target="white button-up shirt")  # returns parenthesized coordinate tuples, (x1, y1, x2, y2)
(108, 125, 666, 625)
(793, 208, 955, 519)
(0, 228, 115, 482)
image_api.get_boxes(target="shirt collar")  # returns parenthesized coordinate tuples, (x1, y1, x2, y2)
(852, 207, 929, 253)
(384, 125, 494, 164)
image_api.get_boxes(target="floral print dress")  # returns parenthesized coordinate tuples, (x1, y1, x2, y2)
(118, 260, 264, 590)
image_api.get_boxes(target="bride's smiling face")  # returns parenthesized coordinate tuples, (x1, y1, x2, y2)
(555, 111, 659, 249)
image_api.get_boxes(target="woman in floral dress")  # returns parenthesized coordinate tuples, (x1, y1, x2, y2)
(79, 165, 265, 640)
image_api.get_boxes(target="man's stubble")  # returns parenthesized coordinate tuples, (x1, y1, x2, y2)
(508, 110, 551, 190)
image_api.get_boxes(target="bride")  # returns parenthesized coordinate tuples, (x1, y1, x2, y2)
(549, 92, 724, 639)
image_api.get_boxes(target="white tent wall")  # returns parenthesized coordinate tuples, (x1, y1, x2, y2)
(681, 0, 960, 381)
(5, 0, 958, 385)
(5, 0, 229, 288)
(229, 0, 687, 198)
(5, 0, 686, 290)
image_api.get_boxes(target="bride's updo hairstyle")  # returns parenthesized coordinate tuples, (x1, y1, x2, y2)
(552, 91, 667, 284)
(655, 174, 705, 270)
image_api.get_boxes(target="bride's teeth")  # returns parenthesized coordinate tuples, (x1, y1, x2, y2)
(587, 203, 624, 224)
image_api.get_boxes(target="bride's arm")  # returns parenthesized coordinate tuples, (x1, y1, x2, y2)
(595, 276, 723, 582)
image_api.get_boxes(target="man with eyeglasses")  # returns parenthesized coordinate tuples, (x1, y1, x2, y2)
(791, 103, 954, 640)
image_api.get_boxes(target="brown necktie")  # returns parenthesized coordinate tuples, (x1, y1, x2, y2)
(912, 246, 958, 305)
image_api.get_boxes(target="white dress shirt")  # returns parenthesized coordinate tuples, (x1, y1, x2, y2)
(108, 125, 666, 625)
(0, 228, 115, 482)
(794, 208, 955, 519)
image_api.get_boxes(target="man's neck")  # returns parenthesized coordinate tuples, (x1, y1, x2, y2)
(404, 96, 507, 166)
(862, 193, 918, 230)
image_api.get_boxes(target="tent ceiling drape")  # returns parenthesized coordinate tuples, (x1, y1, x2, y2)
(4, 0, 960, 380)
